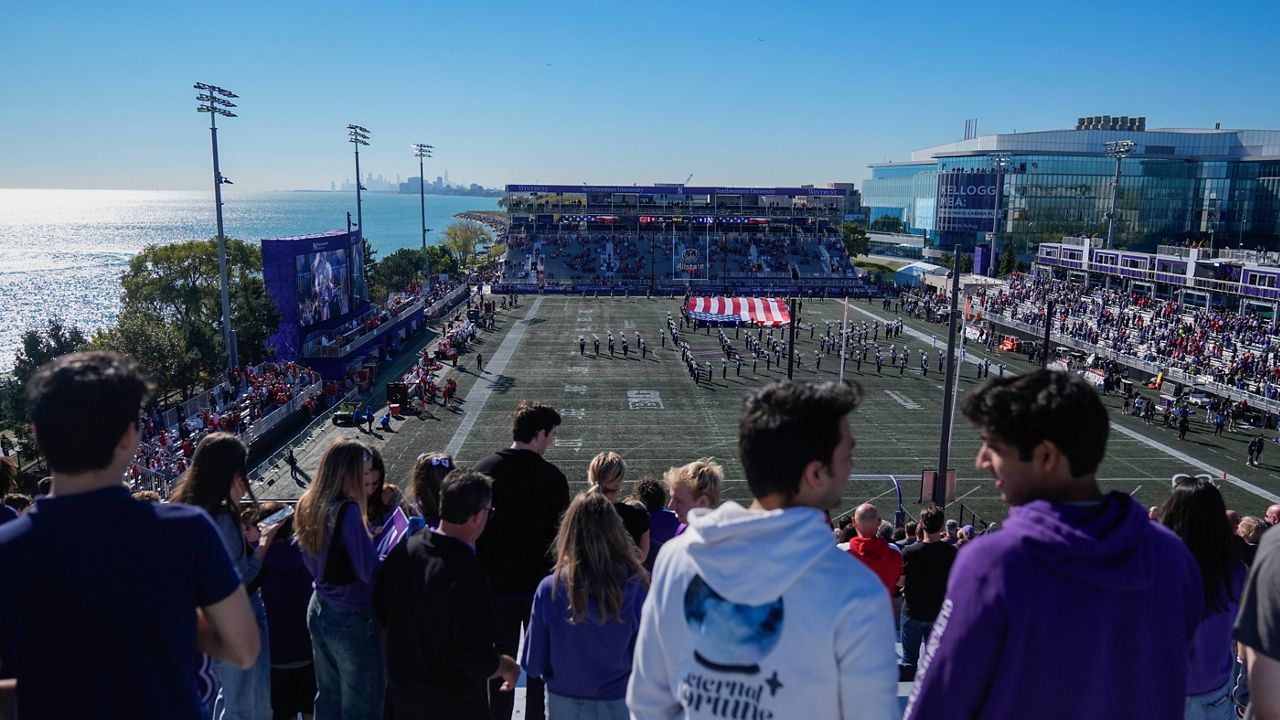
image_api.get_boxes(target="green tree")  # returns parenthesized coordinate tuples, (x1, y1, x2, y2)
(0, 318, 88, 464)
(119, 238, 280, 396)
(487, 242, 508, 263)
(871, 215, 904, 233)
(442, 221, 493, 268)
(841, 222, 869, 259)
(998, 242, 1018, 276)
(425, 245, 459, 277)
(87, 307, 192, 401)
(369, 248, 427, 303)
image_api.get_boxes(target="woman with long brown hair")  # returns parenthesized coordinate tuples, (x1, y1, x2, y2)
(294, 437, 384, 720)
(170, 432, 280, 720)
(1161, 475, 1247, 719)
(520, 491, 648, 719)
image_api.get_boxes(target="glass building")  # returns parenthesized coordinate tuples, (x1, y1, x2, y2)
(862, 119, 1280, 258)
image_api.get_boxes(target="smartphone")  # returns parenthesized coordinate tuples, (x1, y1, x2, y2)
(258, 505, 295, 530)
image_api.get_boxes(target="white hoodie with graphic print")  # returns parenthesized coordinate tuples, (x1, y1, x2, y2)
(627, 501, 898, 720)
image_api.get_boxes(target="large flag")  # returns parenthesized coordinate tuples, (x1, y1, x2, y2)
(685, 297, 791, 326)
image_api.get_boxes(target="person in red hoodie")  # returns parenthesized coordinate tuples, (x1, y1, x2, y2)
(847, 502, 902, 598)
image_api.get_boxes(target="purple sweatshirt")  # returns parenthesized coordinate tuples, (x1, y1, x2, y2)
(521, 572, 647, 701)
(904, 492, 1203, 719)
(300, 501, 381, 612)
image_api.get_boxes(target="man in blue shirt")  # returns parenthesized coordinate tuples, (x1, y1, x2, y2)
(0, 351, 260, 719)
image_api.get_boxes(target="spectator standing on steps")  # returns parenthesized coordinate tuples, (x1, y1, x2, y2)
(474, 402, 570, 720)
(905, 370, 1203, 720)
(0, 352, 260, 719)
(897, 506, 956, 682)
(628, 380, 897, 720)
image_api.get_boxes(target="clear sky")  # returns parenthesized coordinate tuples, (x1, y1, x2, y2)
(4, 0, 1278, 192)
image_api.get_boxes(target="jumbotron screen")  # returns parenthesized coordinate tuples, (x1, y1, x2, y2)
(296, 248, 351, 327)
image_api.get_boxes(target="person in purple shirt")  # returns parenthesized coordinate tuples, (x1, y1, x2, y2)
(522, 491, 648, 718)
(251, 502, 317, 720)
(632, 478, 679, 572)
(295, 437, 384, 720)
(905, 370, 1203, 720)
(0, 351, 260, 719)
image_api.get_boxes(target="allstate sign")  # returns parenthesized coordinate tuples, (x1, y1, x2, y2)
(935, 172, 1003, 233)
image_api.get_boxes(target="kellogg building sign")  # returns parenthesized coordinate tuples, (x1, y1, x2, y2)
(934, 172, 1003, 233)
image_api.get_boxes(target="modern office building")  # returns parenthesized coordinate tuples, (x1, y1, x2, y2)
(863, 117, 1280, 257)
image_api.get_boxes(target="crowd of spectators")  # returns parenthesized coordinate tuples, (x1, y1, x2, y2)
(504, 230, 852, 285)
(978, 274, 1280, 403)
(128, 361, 327, 493)
(18, 356, 1280, 718)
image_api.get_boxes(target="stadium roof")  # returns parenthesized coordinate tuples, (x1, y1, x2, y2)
(505, 184, 847, 197)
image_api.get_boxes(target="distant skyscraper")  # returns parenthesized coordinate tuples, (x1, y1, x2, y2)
(331, 181, 336, 192)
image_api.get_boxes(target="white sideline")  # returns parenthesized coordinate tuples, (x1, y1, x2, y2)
(444, 297, 544, 456)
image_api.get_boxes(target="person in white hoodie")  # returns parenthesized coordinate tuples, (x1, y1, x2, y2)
(627, 380, 898, 720)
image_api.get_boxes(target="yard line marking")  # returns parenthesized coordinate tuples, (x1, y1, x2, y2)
(884, 389, 922, 410)
(845, 303, 1280, 503)
(445, 297, 543, 456)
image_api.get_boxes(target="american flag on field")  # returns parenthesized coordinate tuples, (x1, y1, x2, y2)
(685, 297, 791, 326)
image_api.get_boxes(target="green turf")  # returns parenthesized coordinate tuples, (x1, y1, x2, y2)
(329, 295, 1280, 528)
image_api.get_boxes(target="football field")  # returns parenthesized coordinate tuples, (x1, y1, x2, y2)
(266, 294, 1280, 527)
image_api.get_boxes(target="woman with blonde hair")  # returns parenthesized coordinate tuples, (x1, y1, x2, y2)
(586, 451, 650, 563)
(294, 437, 384, 720)
(521, 491, 649, 719)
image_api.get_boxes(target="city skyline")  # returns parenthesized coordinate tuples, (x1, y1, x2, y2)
(4, 0, 1279, 193)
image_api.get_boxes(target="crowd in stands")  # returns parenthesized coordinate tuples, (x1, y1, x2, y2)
(15, 355, 1280, 719)
(128, 362, 328, 494)
(978, 274, 1280, 403)
(504, 230, 851, 286)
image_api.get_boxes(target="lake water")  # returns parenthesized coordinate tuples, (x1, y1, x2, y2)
(0, 188, 500, 373)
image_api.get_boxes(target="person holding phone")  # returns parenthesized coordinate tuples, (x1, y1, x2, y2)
(171, 432, 282, 720)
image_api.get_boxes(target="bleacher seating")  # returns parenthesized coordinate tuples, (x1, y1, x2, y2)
(501, 231, 853, 286)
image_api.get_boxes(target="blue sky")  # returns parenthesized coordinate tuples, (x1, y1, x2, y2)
(4, 0, 1278, 192)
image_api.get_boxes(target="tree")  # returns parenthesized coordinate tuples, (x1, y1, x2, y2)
(118, 238, 280, 397)
(998, 242, 1019, 276)
(871, 215, 904, 233)
(425, 245, 459, 277)
(487, 243, 507, 263)
(442, 221, 493, 268)
(87, 307, 191, 402)
(841, 222, 869, 259)
(0, 318, 88, 464)
(369, 248, 427, 303)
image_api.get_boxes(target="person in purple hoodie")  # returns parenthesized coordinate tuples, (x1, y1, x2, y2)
(905, 370, 1204, 720)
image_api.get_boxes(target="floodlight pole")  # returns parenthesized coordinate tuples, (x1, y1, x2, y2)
(934, 245, 963, 505)
(348, 124, 370, 245)
(196, 83, 239, 370)
(1103, 140, 1134, 250)
(1042, 300, 1054, 369)
(413, 143, 434, 286)
(787, 297, 798, 379)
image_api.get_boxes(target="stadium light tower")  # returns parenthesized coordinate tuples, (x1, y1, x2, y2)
(1103, 140, 1135, 250)
(987, 153, 1011, 277)
(195, 82, 239, 369)
(348, 125, 371, 238)
(413, 143, 434, 285)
